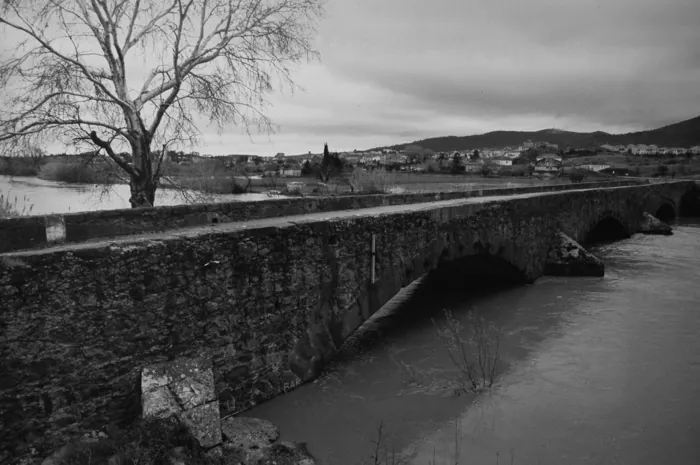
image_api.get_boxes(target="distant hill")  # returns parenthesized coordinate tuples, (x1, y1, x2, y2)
(371, 115, 700, 152)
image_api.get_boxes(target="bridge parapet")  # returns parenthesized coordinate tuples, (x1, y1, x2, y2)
(0, 179, 644, 253)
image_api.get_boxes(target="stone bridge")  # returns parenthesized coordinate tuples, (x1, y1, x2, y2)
(1, 180, 700, 457)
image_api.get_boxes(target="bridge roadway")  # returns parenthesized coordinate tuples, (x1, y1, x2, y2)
(0, 182, 662, 257)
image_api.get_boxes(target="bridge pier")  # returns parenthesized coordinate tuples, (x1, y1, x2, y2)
(544, 232, 605, 277)
(638, 212, 673, 235)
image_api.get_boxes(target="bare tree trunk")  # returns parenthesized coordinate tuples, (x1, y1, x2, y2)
(129, 173, 156, 208)
(129, 137, 157, 208)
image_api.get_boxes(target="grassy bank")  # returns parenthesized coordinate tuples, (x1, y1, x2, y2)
(0, 157, 42, 177)
(563, 152, 700, 177)
(37, 160, 119, 184)
(0, 190, 33, 218)
(6, 152, 691, 203)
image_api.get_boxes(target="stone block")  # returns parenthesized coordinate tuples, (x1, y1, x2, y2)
(141, 355, 221, 449)
(141, 386, 181, 418)
(180, 402, 222, 449)
(221, 416, 279, 452)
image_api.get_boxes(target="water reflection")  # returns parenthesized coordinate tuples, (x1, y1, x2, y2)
(0, 175, 280, 215)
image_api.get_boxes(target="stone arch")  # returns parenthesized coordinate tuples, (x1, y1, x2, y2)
(397, 240, 530, 292)
(584, 211, 631, 244)
(654, 202, 676, 222)
(423, 245, 530, 292)
(680, 189, 700, 217)
(644, 193, 677, 223)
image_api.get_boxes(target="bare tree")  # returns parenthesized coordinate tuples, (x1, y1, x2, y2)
(0, 0, 324, 207)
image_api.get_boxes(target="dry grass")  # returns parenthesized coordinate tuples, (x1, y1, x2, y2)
(362, 419, 517, 465)
(44, 417, 242, 465)
(349, 168, 397, 194)
(0, 190, 33, 218)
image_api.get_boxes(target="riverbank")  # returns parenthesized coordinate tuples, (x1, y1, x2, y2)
(0, 176, 281, 216)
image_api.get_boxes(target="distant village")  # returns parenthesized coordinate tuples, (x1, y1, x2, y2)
(166, 140, 700, 178)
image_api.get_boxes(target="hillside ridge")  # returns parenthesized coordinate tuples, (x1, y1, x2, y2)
(370, 115, 700, 152)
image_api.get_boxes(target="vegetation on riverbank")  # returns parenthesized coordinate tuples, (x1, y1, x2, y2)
(562, 151, 700, 178)
(38, 160, 115, 184)
(0, 190, 33, 218)
(3, 150, 696, 210)
(0, 156, 42, 177)
(362, 419, 519, 465)
(40, 417, 242, 465)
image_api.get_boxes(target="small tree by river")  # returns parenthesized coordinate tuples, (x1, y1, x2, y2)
(0, 190, 33, 218)
(434, 309, 503, 393)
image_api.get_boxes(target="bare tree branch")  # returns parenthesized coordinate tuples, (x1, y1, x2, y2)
(0, 0, 324, 207)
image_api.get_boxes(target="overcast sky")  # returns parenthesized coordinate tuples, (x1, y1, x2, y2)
(208, 0, 700, 155)
(4, 0, 700, 156)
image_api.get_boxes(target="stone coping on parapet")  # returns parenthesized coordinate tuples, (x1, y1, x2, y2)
(2, 181, 681, 259)
(0, 179, 648, 254)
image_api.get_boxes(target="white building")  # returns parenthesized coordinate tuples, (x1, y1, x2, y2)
(626, 144, 649, 155)
(280, 169, 302, 177)
(534, 154, 562, 173)
(578, 164, 611, 172)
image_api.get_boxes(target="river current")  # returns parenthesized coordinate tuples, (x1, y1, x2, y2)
(244, 219, 700, 465)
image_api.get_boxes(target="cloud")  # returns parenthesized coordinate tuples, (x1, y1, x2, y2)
(316, 0, 700, 133)
(218, 0, 700, 154)
(2, 0, 700, 155)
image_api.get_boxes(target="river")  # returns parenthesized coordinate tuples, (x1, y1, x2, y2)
(0, 175, 276, 215)
(243, 219, 700, 465)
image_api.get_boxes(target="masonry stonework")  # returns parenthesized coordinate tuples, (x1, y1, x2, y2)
(0, 181, 698, 459)
(0, 180, 643, 254)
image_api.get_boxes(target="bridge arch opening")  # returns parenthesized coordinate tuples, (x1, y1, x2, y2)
(420, 253, 528, 293)
(655, 203, 676, 223)
(585, 216, 630, 244)
(680, 191, 700, 217)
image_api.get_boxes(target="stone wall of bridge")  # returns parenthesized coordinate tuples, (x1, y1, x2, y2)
(0, 179, 644, 253)
(0, 180, 697, 459)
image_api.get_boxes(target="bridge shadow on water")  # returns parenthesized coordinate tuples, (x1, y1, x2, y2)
(268, 255, 590, 464)
(332, 254, 559, 367)
(248, 256, 606, 464)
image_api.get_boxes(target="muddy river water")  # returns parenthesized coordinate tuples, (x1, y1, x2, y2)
(244, 219, 700, 465)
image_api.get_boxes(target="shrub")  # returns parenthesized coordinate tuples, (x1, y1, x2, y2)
(423, 160, 439, 173)
(0, 190, 33, 218)
(348, 168, 396, 194)
(0, 157, 41, 176)
(50, 416, 243, 465)
(434, 309, 503, 393)
(38, 160, 108, 184)
(569, 173, 585, 184)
